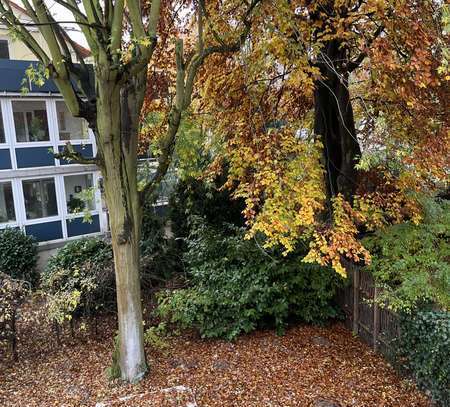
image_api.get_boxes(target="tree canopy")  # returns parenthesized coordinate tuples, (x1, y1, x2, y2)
(194, 0, 449, 275)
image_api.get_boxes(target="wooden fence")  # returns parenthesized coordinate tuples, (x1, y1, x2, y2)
(336, 262, 400, 356)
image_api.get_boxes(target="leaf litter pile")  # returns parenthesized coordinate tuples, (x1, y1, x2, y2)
(0, 309, 431, 407)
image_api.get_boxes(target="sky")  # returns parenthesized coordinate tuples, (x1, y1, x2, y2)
(17, 0, 89, 48)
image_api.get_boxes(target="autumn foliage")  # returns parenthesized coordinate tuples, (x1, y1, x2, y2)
(178, 0, 450, 275)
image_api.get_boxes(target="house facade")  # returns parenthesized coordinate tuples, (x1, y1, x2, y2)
(0, 3, 107, 247)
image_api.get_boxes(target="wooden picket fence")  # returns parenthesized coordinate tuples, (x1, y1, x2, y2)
(336, 262, 400, 356)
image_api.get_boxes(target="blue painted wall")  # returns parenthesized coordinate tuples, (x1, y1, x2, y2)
(16, 146, 55, 168)
(0, 60, 94, 94)
(0, 60, 59, 93)
(66, 214, 100, 237)
(0, 149, 12, 170)
(25, 220, 63, 242)
(58, 144, 93, 165)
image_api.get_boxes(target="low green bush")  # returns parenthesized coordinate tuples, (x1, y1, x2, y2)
(143, 322, 169, 352)
(397, 311, 450, 406)
(41, 237, 115, 324)
(157, 218, 342, 340)
(0, 228, 38, 287)
(363, 198, 449, 312)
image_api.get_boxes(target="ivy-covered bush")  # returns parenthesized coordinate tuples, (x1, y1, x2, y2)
(363, 198, 449, 312)
(397, 311, 450, 406)
(157, 218, 341, 340)
(0, 228, 38, 287)
(41, 237, 115, 324)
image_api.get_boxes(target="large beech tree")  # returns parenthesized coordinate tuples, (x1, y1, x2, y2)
(198, 0, 449, 274)
(0, 0, 262, 382)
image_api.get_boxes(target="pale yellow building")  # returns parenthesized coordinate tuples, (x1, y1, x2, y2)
(0, 1, 91, 62)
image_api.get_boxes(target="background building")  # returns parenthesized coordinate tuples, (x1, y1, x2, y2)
(0, 1, 107, 255)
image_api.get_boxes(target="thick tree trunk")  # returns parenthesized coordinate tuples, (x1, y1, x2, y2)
(314, 40, 361, 203)
(95, 72, 147, 382)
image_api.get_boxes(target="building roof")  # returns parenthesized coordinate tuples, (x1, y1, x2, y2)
(0, 59, 59, 93)
(6, 1, 91, 58)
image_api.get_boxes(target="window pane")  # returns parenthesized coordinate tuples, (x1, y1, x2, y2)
(64, 173, 95, 213)
(0, 105, 4, 143)
(13, 101, 49, 142)
(0, 182, 15, 223)
(23, 178, 58, 219)
(0, 40, 9, 59)
(56, 101, 88, 141)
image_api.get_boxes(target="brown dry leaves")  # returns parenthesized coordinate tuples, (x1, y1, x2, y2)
(0, 315, 431, 407)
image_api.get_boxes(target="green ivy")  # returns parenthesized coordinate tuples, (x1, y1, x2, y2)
(157, 218, 342, 340)
(397, 311, 450, 406)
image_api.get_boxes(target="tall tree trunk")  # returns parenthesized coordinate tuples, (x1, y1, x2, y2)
(95, 71, 147, 382)
(314, 40, 361, 203)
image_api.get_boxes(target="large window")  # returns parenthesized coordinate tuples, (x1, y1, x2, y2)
(0, 182, 15, 223)
(56, 101, 88, 141)
(63, 173, 95, 213)
(13, 100, 50, 142)
(22, 178, 58, 219)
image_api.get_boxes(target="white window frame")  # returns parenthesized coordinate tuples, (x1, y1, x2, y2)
(10, 98, 53, 145)
(54, 99, 91, 143)
(0, 97, 97, 170)
(0, 99, 15, 171)
(61, 171, 99, 218)
(51, 98, 96, 165)
(12, 171, 103, 243)
(0, 179, 19, 228)
(18, 174, 61, 225)
(0, 99, 7, 146)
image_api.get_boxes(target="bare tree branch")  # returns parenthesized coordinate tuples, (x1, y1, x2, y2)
(54, 142, 99, 166)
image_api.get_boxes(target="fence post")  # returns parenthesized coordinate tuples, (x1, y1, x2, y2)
(373, 286, 379, 352)
(353, 266, 360, 335)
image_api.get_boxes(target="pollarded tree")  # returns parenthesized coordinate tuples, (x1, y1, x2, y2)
(0, 0, 262, 382)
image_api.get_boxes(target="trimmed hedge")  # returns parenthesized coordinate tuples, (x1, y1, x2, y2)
(0, 228, 38, 287)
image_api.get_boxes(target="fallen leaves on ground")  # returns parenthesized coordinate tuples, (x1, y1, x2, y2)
(0, 311, 431, 407)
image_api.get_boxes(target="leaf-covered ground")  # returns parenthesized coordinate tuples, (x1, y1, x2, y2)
(0, 313, 431, 407)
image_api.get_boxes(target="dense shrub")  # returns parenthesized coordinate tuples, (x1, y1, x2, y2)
(363, 198, 449, 312)
(140, 205, 183, 286)
(169, 172, 245, 241)
(41, 237, 115, 324)
(396, 311, 450, 406)
(0, 228, 38, 287)
(157, 218, 342, 340)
